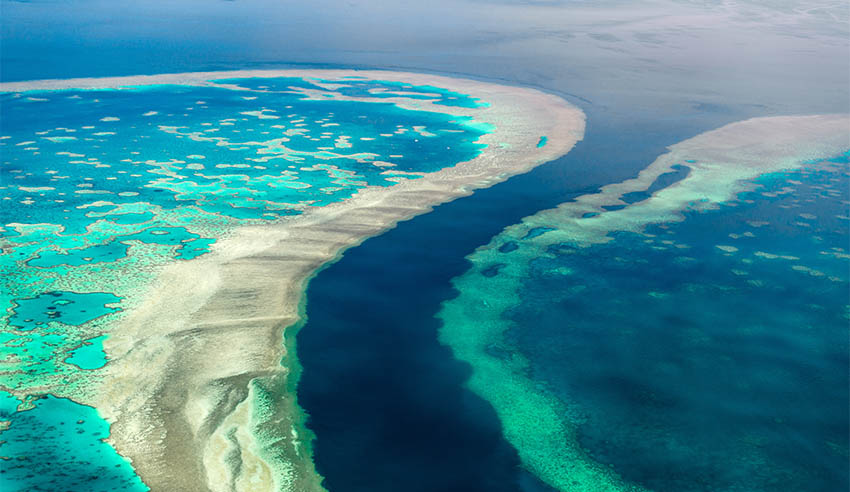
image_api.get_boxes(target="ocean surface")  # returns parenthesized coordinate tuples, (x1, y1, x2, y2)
(437, 145, 850, 491)
(293, 104, 849, 492)
(2, 0, 848, 491)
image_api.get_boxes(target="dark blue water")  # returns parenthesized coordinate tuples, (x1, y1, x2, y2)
(3, 0, 847, 120)
(295, 108, 744, 492)
(620, 164, 691, 204)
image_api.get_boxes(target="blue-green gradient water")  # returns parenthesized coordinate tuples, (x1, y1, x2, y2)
(3, 1, 848, 490)
(0, 76, 491, 491)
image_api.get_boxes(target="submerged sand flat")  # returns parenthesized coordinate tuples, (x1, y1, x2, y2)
(1, 70, 585, 491)
(437, 114, 849, 492)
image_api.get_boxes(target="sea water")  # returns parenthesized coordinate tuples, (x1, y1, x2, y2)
(495, 159, 849, 491)
(437, 149, 849, 491)
(1, 1, 847, 490)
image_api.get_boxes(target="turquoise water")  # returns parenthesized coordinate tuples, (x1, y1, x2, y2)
(66, 335, 108, 370)
(440, 154, 849, 491)
(8, 291, 122, 330)
(0, 395, 148, 492)
(0, 76, 493, 491)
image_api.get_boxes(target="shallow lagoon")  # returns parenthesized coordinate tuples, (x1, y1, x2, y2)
(0, 395, 148, 492)
(0, 76, 494, 491)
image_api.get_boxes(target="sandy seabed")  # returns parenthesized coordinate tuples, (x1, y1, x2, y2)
(1, 69, 586, 491)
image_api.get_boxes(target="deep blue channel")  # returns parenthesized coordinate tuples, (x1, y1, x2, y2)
(294, 105, 746, 492)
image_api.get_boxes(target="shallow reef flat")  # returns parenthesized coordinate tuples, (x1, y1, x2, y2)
(438, 114, 850, 492)
(0, 70, 585, 491)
